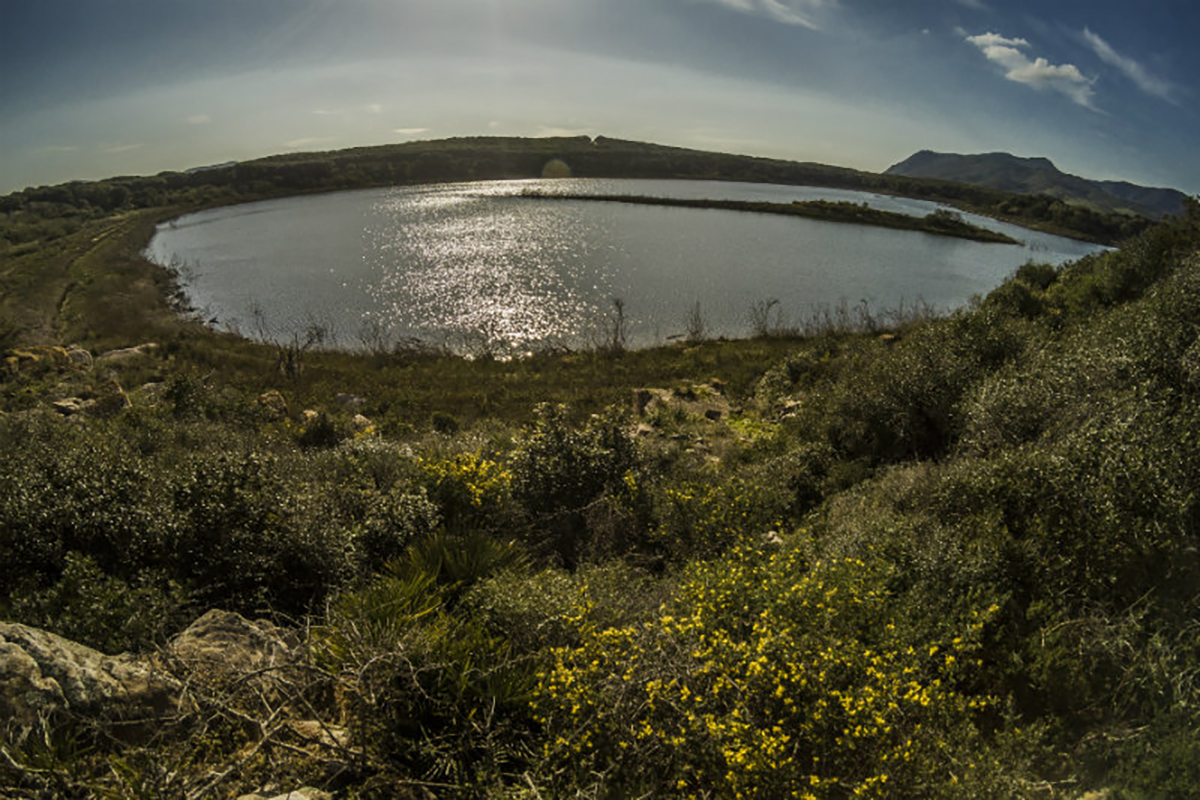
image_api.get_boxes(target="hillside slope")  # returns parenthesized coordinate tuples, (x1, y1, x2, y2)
(886, 150, 1187, 218)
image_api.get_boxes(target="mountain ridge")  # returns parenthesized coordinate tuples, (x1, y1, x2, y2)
(885, 150, 1188, 219)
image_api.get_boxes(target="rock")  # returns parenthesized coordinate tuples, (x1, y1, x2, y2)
(65, 345, 93, 369)
(169, 610, 296, 675)
(710, 378, 726, 395)
(302, 409, 320, 423)
(138, 381, 167, 398)
(334, 393, 365, 409)
(237, 788, 333, 800)
(51, 397, 95, 416)
(258, 389, 289, 420)
(351, 413, 373, 431)
(96, 342, 159, 363)
(635, 423, 655, 437)
(0, 622, 179, 730)
(763, 530, 784, 547)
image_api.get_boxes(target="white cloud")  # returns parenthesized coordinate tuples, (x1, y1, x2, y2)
(393, 127, 430, 136)
(101, 143, 143, 154)
(967, 32, 1029, 49)
(186, 113, 210, 125)
(1082, 27, 1176, 104)
(38, 145, 79, 153)
(699, 0, 832, 30)
(952, 0, 988, 9)
(366, 103, 384, 114)
(966, 31, 1097, 110)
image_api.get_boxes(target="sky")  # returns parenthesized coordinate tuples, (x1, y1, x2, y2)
(2, 0, 1198, 196)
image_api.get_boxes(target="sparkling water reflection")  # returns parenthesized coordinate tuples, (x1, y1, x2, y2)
(146, 179, 1106, 355)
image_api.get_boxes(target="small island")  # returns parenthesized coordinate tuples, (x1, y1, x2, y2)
(518, 191, 1021, 244)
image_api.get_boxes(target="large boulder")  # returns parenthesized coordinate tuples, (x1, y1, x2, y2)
(169, 609, 296, 674)
(0, 622, 179, 730)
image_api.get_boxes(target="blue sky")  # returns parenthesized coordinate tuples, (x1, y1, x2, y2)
(2, 0, 1197, 195)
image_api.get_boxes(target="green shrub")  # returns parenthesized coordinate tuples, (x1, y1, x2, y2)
(825, 308, 1026, 462)
(171, 450, 357, 613)
(510, 404, 649, 566)
(0, 417, 168, 588)
(431, 410, 461, 434)
(8, 552, 189, 653)
(318, 558, 537, 790)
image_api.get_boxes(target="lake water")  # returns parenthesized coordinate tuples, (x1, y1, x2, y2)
(145, 178, 1105, 354)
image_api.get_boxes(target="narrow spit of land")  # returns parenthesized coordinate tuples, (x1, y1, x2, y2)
(518, 191, 1021, 244)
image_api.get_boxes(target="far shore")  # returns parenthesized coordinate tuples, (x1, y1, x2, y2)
(517, 191, 1021, 245)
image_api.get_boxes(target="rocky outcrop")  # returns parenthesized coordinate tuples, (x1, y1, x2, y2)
(96, 342, 159, 363)
(0, 610, 302, 734)
(632, 380, 733, 423)
(0, 622, 179, 729)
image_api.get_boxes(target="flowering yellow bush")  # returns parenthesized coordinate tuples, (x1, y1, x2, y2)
(419, 451, 513, 526)
(534, 542, 996, 798)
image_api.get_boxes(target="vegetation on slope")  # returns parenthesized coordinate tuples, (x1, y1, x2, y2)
(2, 155, 1199, 797)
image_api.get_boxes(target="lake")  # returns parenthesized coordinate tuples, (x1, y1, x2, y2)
(145, 178, 1105, 354)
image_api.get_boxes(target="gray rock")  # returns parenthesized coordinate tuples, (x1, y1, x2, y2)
(334, 393, 365, 409)
(237, 788, 333, 800)
(169, 609, 295, 674)
(96, 342, 159, 363)
(0, 622, 179, 729)
(50, 397, 95, 416)
(65, 345, 93, 369)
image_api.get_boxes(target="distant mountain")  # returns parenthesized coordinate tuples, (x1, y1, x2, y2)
(885, 150, 1188, 219)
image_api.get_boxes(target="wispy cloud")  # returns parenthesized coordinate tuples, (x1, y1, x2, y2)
(534, 125, 593, 138)
(1082, 28, 1176, 104)
(699, 0, 833, 30)
(101, 143, 143, 154)
(951, 0, 988, 9)
(966, 31, 1097, 110)
(186, 113, 210, 125)
(392, 127, 429, 136)
(284, 137, 335, 149)
(38, 145, 79, 154)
